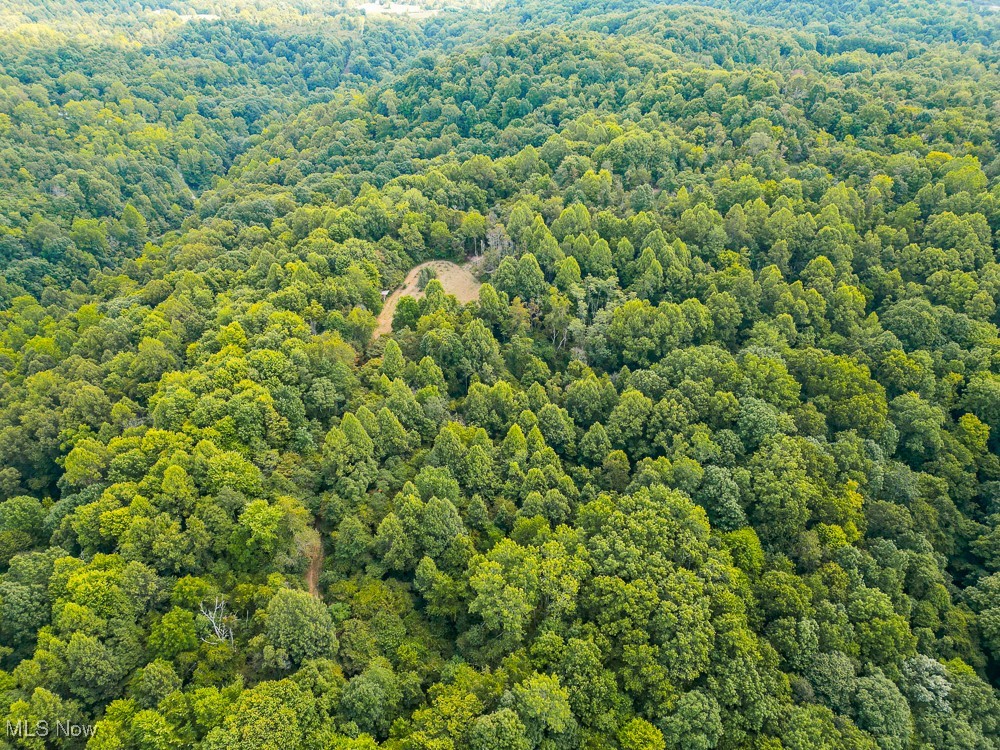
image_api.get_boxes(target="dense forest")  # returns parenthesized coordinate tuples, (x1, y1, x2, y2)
(2, 0, 1000, 748)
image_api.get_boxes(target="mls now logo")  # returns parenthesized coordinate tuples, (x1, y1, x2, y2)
(7, 720, 97, 738)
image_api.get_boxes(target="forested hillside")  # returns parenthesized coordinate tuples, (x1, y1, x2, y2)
(2, 0, 1000, 748)
(0, 0, 495, 296)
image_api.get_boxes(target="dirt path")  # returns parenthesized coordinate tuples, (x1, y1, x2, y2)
(375, 260, 481, 336)
(305, 535, 322, 597)
(296, 522, 324, 597)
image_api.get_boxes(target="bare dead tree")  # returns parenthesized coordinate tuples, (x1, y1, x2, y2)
(199, 596, 235, 647)
(482, 222, 513, 274)
(486, 223, 513, 257)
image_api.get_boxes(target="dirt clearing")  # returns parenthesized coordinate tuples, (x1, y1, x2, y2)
(375, 260, 481, 336)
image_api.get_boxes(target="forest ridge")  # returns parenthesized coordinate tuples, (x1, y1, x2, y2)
(1, 0, 1000, 748)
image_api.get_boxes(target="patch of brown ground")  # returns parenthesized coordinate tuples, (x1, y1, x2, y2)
(375, 260, 481, 336)
(306, 536, 322, 597)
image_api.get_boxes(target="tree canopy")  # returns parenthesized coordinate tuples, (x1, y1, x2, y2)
(1, 0, 1000, 747)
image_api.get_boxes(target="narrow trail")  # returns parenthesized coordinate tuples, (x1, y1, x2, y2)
(305, 534, 323, 597)
(375, 260, 482, 336)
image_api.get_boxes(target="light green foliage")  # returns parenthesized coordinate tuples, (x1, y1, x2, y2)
(0, 0, 998, 747)
(263, 589, 337, 668)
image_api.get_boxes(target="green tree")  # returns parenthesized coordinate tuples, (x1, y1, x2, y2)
(264, 589, 337, 668)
